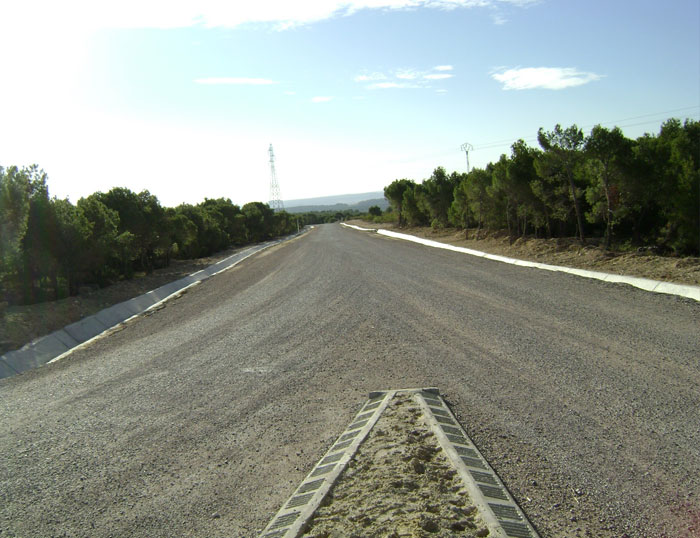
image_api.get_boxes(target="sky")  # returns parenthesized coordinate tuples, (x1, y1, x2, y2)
(1, 0, 698, 208)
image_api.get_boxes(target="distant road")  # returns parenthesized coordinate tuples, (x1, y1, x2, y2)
(2, 223, 698, 537)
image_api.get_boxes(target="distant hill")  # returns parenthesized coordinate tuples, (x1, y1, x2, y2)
(283, 191, 389, 214)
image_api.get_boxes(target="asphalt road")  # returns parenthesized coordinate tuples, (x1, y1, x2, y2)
(1, 223, 699, 538)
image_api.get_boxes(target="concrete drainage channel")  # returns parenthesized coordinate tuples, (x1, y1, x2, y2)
(0, 231, 309, 380)
(261, 388, 539, 538)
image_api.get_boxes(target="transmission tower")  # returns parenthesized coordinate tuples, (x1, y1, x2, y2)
(268, 144, 284, 211)
(460, 142, 473, 173)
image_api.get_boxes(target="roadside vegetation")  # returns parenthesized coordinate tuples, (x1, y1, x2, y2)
(0, 175, 306, 308)
(383, 119, 699, 256)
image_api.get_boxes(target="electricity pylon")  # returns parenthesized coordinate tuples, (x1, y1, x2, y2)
(460, 142, 473, 173)
(268, 144, 284, 211)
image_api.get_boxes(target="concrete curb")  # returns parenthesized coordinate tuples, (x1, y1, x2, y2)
(260, 391, 394, 537)
(341, 223, 700, 302)
(416, 390, 539, 537)
(261, 388, 539, 538)
(0, 232, 308, 380)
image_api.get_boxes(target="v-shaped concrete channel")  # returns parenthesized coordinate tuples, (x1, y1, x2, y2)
(261, 388, 539, 538)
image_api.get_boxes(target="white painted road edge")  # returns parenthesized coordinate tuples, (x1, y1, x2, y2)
(341, 223, 700, 303)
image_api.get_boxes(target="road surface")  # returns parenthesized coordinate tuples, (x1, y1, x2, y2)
(2, 223, 699, 537)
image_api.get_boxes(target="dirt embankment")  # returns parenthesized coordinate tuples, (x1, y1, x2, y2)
(348, 220, 700, 287)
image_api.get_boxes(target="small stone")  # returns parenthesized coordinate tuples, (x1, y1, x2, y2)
(451, 520, 468, 531)
(463, 505, 477, 516)
(412, 460, 426, 474)
(403, 479, 419, 491)
(442, 469, 456, 480)
(415, 447, 435, 461)
(420, 517, 440, 532)
(211, 512, 221, 519)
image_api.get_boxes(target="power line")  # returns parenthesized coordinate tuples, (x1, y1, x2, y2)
(471, 105, 700, 152)
(589, 105, 700, 128)
(390, 106, 699, 168)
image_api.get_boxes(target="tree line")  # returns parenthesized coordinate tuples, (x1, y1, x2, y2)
(0, 172, 302, 306)
(295, 209, 362, 225)
(385, 119, 699, 255)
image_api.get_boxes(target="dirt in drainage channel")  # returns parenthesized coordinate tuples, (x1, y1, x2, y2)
(300, 392, 491, 538)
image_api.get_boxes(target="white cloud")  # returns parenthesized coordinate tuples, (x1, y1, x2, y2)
(424, 73, 454, 80)
(194, 77, 278, 85)
(492, 67, 603, 90)
(358, 65, 455, 89)
(355, 73, 387, 82)
(396, 70, 419, 80)
(311, 96, 333, 102)
(368, 82, 405, 89)
(0, 1, 536, 33)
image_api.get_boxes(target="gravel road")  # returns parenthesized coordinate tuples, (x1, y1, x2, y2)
(1, 223, 698, 537)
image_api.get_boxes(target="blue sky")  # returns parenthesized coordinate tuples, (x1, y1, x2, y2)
(1, 0, 698, 207)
